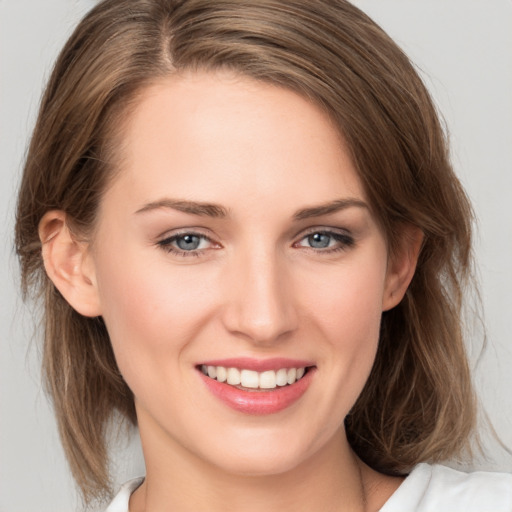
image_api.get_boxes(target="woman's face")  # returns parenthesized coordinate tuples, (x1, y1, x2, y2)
(87, 71, 404, 475)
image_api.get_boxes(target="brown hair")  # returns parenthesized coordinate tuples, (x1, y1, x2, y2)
(15, 0, 476, 503)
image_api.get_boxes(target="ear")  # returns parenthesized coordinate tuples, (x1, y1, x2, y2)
(382, 225, 424, 312)
(39, 211, 101, 317)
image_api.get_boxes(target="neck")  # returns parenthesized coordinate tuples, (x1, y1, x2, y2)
(130, 415, 369, 512)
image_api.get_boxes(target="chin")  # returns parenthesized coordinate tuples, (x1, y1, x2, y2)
(214, 450, 307, 478)
(194, 427, 325, 478)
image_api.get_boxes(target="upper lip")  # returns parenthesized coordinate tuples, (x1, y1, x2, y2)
(198, 357, 315, 372)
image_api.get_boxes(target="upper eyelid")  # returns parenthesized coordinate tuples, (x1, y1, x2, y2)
(292, 225, 353, 240)
(157, 228, 215, 242)
(300, 226, 351, 234)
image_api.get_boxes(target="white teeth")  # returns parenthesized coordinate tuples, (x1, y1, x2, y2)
(276, 368, 288, 386)
(201, 365, 308, 389)
(259, 370, 277, 389)
(240, 369, 259, 388)
(216, 366, 227, 383)
(226, 367, 241, 385)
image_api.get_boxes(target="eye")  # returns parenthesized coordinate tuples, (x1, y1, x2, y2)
(157, 232, 215, 256)
(173, 234, 206, 251)
(295, 230, 354, 252)
(305, 232, 333, 249)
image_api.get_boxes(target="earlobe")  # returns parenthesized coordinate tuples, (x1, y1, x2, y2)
(39, 211, 101, 317)
(382, 225, 424, 312)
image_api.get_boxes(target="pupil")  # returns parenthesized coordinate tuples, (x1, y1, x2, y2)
(309, 233, 330, 248)
(177, 235, 200, 250)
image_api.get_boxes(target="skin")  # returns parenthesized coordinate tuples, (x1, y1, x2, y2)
(40, 71, 421, 511)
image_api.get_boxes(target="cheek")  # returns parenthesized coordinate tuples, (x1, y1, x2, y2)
(93, 246, 220, 380)
(297, 253, 387, 403)
(300, 255, 387, 339)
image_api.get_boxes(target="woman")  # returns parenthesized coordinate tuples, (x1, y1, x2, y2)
(14, 0, 511, 510)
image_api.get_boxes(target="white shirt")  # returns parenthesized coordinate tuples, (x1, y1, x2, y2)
(105, 463, 512, 511)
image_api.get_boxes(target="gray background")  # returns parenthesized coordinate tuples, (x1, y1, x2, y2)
(1, 1, 511, 510)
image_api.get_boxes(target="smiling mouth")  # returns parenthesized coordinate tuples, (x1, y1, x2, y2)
(199, 365, 310, 391)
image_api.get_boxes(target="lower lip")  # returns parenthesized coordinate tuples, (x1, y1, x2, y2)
(199, 368, 315, 415)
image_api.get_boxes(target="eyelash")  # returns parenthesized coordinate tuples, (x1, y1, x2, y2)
(156, 229, 355, 257)
(294, 229, 355, 254)
(157, 231, 214, 257)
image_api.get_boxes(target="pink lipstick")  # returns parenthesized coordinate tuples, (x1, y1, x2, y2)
(197, 358, 315, 415)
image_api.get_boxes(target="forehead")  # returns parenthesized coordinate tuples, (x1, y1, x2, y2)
(105, 70, 366, 214)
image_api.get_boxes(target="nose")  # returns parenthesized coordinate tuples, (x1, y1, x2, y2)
(220, 246, 298, 345)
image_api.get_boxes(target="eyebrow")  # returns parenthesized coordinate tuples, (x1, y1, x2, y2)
(135, 199, 228, 218)
(135, 197, 367, 220)
(293, 198, 368, 220)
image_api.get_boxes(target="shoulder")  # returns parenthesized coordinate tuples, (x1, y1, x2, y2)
(380, 463, 512, 512)
(105, 477, 144, 512)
